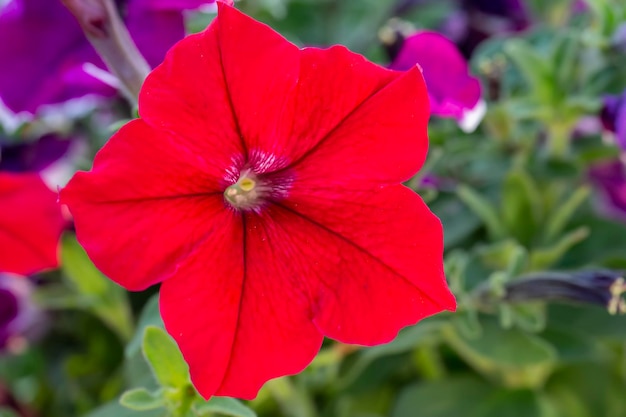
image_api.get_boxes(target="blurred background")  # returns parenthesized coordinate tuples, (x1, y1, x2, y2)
(2, 0, 626, 416)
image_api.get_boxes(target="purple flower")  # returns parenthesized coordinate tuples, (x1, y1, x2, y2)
(0, 289, 19, 339)
(0, 134, 72, 172)
(0, 274, 44, 353)
(599, 91, 626, 150)
(462, 0, 528, 27)
(388, 31, 485, 132)
(476, 269, 626, 314)
(0, 0, 215, 114)
(441, 0, 530, 56)
(0, 133, 85, 188)
(589, 161, 626, 221)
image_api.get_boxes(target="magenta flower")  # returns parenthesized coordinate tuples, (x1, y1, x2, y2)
(388, 31, 485, 132)
(0, 0, 215, 114)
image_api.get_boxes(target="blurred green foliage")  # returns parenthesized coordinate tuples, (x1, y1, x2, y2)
(2, 0, 626, 416)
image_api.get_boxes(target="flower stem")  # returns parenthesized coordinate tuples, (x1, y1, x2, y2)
(61, 0, 150, 104)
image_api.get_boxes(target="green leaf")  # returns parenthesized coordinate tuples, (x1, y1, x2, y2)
(392, 376, 493, 417)
(506, 245, 530, 278)
(61, 234, 133, 341)
(445, 318, 556, 387)
(539, 327, 602, 363)
(477, 240, 527, 271)
(543, 186, 590, 243)
(563, 95, 602, 115)
(483, 104, 514, 140)
(530, 227, 590, 270)
(546, 363, 626, 417)
(431, 194, 482, 248)
(127, 295, 164, 358)
(453, 319, 556, 367)
(125, 295, 164, 389)
(337, 389, 394, 417)
(584, 0, 625, 36)
(193, 397, 256, 417)
(444, 250, 470, 295)
(338, 318, 444, 387)
(508, 303, 547, 333)
(120, 388, 165, 411)
(61, 234, 111, 297)
(552, 33, 579, 92)
(475, 389, 543, 417)
(505, 97, 551, 120)
(142, 326, 190, 389)
(504, 39, 555, 103)
(451, 309, 482, 340)
(560, 216, 626, 267)
(83, 400, 164, 417)
(548, 304, 626, 340)
(583, 67, 615, 96)
(457, 185, 506, 240)
(501, 170, 542, 246)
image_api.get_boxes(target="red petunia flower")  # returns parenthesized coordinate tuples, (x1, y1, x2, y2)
(0, 173, 65, 275)
(61, 3, 456, 399)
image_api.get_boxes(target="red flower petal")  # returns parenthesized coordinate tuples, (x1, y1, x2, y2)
(161, 184, 452, 399)
(270, 45, 406, 171)
(281, 184, 455, 343)
(209, 5, 426, 176)
(61, 120, 230, 290)
(138, 25, 243, 180)
(142, 3, 302, 172)
(292, 66, 429, 187)
(0, 173, 65, 275)
(160, 209, 323, 399)
(213, 4, 300, 165)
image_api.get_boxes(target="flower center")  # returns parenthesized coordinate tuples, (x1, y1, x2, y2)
(223, 151, 295, 211)
(224, 169, 270, 211)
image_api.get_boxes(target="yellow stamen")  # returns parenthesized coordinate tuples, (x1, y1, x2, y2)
(239, 178, 256, 192)
(224, 172, 261, 210)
